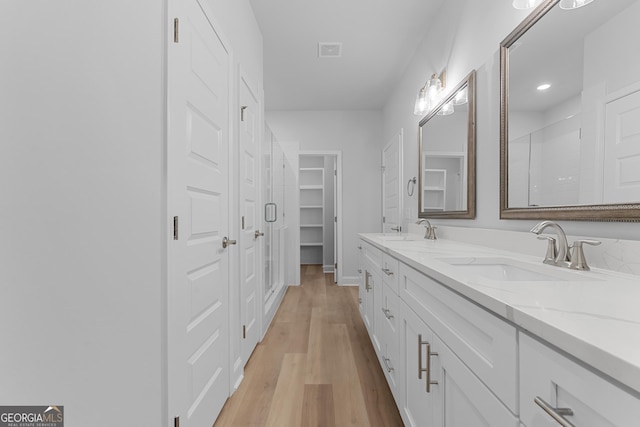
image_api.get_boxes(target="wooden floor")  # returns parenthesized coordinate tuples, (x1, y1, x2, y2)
(214, 265, 404, 426)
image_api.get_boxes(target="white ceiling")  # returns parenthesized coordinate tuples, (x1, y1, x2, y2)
(249, 0, 446, 110)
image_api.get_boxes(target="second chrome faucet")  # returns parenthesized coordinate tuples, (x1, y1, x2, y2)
(416, 219, 437, 240)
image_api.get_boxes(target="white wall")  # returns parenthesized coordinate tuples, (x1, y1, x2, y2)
(266, 110, 382, 283)
(0, 1, 165, 425)
(0, 0, 265, 425)
(383, 0, 640, 241)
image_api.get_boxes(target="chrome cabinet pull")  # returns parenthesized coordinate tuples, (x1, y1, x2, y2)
(365, 272, 372, 292)
(534, 397, 575, 427)
(390, 226, 402, 232)
(418, 334, 438, 393)
(357, 268, 362, 274)
(381, 308, 394, 319)
(222, 237, 237, 249)
(383, 357, 394, 372)
(254, 230, 264, 239)
(382, 268, 394, 276)
(264, 202, 277, 222)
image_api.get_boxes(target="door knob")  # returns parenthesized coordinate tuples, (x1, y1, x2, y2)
(255, 230, 265, 239)
(222, 237, 237, 249)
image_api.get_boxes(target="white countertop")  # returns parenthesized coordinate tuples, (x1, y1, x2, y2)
(360, 232, 640, 395)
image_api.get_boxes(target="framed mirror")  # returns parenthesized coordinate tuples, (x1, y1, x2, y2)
(419, 70, 476, 219)
(500, 0, 640, 221)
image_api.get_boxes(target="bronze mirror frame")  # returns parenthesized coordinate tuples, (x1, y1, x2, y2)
(419, 70, 476, 219)
(499, 0, 640, 221)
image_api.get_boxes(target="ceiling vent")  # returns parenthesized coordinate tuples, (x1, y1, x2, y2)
(318, 42, 342, 58)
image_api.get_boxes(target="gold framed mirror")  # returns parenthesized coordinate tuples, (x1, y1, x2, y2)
(419, 70, 476, 219)
(500, 0, 640, 221)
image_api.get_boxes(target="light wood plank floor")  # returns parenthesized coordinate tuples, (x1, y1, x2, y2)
(214, 264, 404, 426)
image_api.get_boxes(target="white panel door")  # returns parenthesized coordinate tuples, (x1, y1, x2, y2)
(168, 1, 230, 425)
(239, 75, 260, 364)
(604, 90, 640, 203)
(383, 130, 402, 232)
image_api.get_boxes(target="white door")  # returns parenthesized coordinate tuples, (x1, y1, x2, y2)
(382, 130, 402, 232)
(168, 1, 231, 425)
(603, 90, 640, 203)
(239, 75, 261, 364)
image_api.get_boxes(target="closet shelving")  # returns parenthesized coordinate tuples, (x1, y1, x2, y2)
(422, 168, 446, 211)
(299, 156, 324, 264)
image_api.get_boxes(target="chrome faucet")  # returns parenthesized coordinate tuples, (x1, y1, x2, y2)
(530, 220, 602, 270)
(416, 219, 437, 240)
(530, 220, 570, 267)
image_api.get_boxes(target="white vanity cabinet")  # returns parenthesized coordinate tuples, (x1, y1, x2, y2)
(520, 333, 640, 427)
(399, 299, 517, 427)
(398, 262, 518, 412)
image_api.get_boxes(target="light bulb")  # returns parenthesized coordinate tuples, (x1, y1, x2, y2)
(559, 0, 595, 9)
(437, 101, 454, 116)
(512, 0, 543, 10)
(453, 87, 468, 105)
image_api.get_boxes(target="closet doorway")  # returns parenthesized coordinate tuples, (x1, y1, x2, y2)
(298, 152, 342, 284)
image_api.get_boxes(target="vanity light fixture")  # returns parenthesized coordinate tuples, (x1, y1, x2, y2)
(512, 0, 543, 10)
(414, 71, 445, 116)
(453, 86, 468, 105)
(537, 83, 551, 91)
(437, 100, 454, 116)
(559, 0, 595, 9)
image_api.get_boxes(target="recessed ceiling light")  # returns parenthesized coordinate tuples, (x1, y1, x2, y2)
(537, 83, 551, 91)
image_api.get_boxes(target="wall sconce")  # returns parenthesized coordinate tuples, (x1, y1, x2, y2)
(559, 0, 595, 9)
(437, 100, 454, 116)
(512, 0, 543, 9)
(413, 70, 446, 116)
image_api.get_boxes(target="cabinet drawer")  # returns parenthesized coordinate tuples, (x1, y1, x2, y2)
(399, 263, 517, 411)
(381, 253, 399, 295)
(520, 333, 640, 427)
(362, 240, 382, 271)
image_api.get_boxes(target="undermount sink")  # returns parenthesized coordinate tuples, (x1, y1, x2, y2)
(379, 234, 422, 241)
(439, 257, 568, 282)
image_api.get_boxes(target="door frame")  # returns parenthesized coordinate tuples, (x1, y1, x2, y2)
(382, 129, 404, 232)
(295, 150, 343, 285)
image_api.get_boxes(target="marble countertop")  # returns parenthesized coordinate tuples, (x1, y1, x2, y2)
(360, 232, 640, 395)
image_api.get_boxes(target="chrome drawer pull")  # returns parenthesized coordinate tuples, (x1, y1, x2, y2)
(382, 268, 394, 276)
(418, 335, 438, 393)
(365, 272, 372, 291)
(534, 397, 575, 427)
(383, 357, 394, 372)
(381, 308, 394, 319)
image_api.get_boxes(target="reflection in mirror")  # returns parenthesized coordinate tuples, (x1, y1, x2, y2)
(501, 0, 640, 220)
(419, 70, 476, 219)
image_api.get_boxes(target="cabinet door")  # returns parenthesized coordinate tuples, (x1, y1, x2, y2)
(369, 267, 383, 353)
(434, 334, 518, 427)
(520, 333, 640, 427)
(357, 244, 365, 314)
(399, 301, 436, 427)
(379, 282, 400, 401)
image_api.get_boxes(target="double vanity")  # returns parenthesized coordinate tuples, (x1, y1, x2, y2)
(357, 230, 640, 427)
